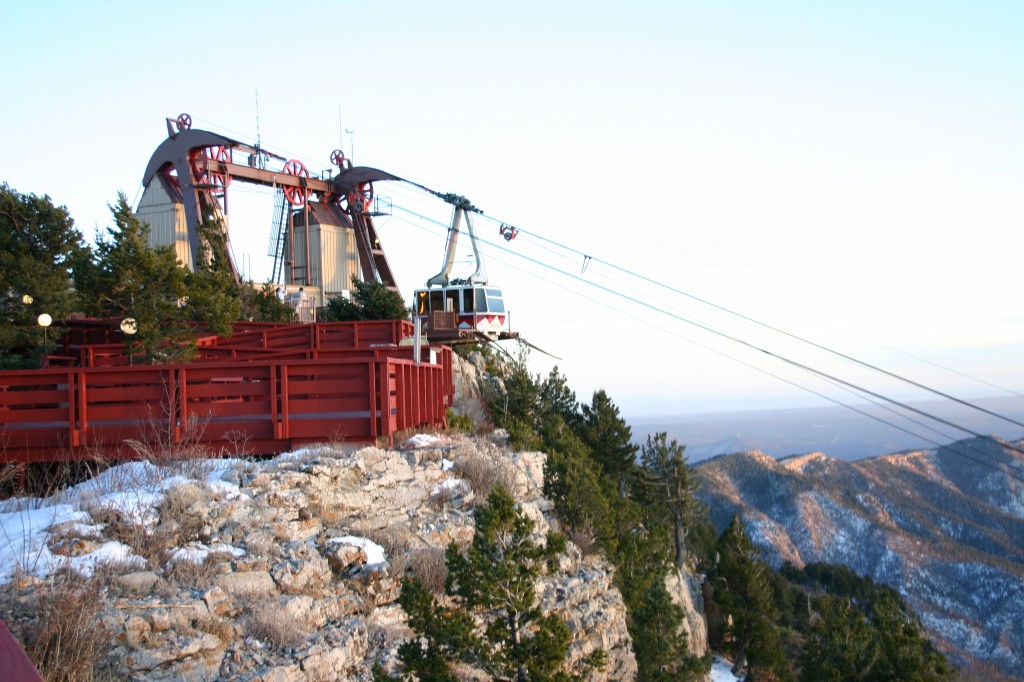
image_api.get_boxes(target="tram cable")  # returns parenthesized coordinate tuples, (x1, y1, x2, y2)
(473, 215, 1024, 433)
(388, 200, 1024, 479)
(212, 129, 1021, 474)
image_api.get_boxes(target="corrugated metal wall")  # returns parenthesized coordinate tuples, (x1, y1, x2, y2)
(136, 182, 192, 269)
(318, 223, 358, 298)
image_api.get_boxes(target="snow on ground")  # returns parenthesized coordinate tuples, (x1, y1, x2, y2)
(711, 656, 743, 681)
(326, 536, 386, 567)
(1, 436, 745, 681)
(405, 433, 442, 448)
(0, 442, 410, 584)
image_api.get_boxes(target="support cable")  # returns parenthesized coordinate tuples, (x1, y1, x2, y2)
(477, 216, 1024, 432)
(389, 201, 1024, 479)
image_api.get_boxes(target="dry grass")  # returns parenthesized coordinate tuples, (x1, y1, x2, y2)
(569, 524, 599, 557)
(86, 505, 169, 571)
(390, 547, 448, 595)
(453, 451, 516, 502)
(0, 572, 113, 682)
(163, 552, 230, 590)
(242, 596, 312, 649)
(428, 485, 461, 511)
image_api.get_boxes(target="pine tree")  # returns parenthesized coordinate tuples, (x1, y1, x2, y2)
(580, 389, 639, 495)
(631, 575, 709, 682)
(75, 194, 193, 363)
(798, 595, 878, 681)
(184, 218, 242, 336)
(712, 515, 790, 680)
(537, 367, 580, 433)
(239, 282, 297, 323)
(869, 594, 952, 682)
(320, 276, 408, 321)
(639, 432, 704, 566)
(0, 183, 87, 365)
(393, 485, 592, 682)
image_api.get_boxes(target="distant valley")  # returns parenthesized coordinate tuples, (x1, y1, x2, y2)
(630, 395, 1024, 461)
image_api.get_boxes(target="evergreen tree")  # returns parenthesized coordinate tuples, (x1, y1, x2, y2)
(869, 594, 952, 682)
(580, 389, 639, 495)
(712, 515, 790, 680)
(393, 485, 593, 682)
(797, 595, 877, 681)
(537, 367, 581, 434)
(320, 276, 408, 321)
(75, 194, 193, 362)
(239, 282, 297, 323)
(489, 348, 542, 446)
(184, 218, 242, 336)
(631, 574, 709, 682)
(0, 183, 87, 365)
(639, 432, 704, 567)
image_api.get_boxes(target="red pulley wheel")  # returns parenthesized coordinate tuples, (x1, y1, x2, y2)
(282, 159, 311, 207)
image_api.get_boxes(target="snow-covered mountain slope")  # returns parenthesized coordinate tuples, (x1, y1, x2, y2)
(695, 436, 1024, 679)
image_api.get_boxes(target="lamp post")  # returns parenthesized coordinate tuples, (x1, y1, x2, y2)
(37, 313, 52, 357)
(120, 318, 137, 365)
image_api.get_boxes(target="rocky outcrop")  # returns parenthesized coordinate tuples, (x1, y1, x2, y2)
(666, 567, 709, 658)
(451, 351, 508, 429)
(5, 435, 637, 681)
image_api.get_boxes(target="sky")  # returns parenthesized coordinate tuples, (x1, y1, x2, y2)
(3, 1, 1023, 426)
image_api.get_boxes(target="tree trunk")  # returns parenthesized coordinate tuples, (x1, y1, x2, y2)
(673, 511, 686, 566)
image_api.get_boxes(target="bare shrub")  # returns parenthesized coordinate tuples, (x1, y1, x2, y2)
(391, 547, 448, 595)
(87, 505, 169, 570)
(154, 483, 209, 545)
(428, 485, 460, 511)
(242, 596, 312, 649)
(454, 452, 516, 501)
(416, 447, 444, 465)
(569, 524, 599, 557)
(163, 553, 223, 590)
(2, 572, 112, 682)
(244, 530, 284, 563)
(373, 525, 414, 558)
(193, 614, 236, 645)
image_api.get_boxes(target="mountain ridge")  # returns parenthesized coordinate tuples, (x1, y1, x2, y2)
(694, 436, 1024, 678)
(631, 395, 1024, 462)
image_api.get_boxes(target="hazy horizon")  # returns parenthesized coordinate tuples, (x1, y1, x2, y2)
(628, 394, 1024, 462)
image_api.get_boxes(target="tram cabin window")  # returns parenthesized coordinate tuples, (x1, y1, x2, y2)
(429, 290, 444, 313)
(445, 290, 459, 313)
(486, 288, 505, 313)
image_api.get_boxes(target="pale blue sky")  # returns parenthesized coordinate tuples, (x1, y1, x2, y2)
(3, 1, 1022, 418)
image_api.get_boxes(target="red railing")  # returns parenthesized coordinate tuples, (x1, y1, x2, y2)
(2, 320, 452, 464)
(0, 354, 451, 464)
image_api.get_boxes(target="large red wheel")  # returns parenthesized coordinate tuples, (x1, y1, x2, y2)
(189, 148, 209, 183)
(188, 146, 232, 188)
(282, 159, 311, 207)
(208, 146, 231, 189)
(346, 182, 373, 212)
(360, 182, 373, 209)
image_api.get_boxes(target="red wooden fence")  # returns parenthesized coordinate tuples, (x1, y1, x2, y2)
(1, 320, 453, 464)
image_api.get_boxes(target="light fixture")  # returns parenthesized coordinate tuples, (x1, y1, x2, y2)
(37, 313, 52, 356)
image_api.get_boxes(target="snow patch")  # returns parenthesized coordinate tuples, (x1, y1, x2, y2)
(326, 536, 386, 566)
